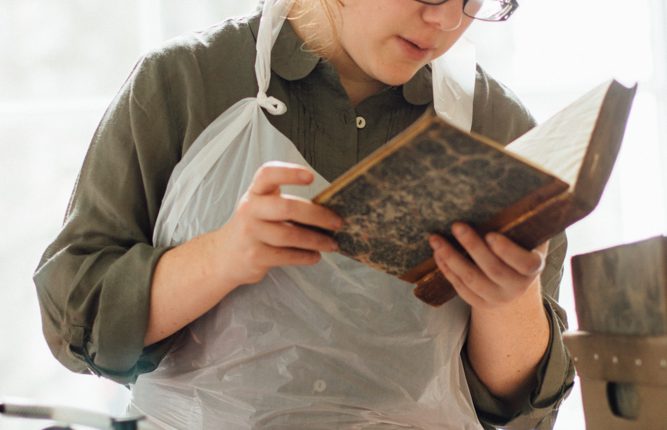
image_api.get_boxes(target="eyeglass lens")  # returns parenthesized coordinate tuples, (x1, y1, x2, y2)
(463, 0, 514, 21)
(416, 0, 516, 22)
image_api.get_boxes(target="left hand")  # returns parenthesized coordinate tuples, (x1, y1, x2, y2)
(429, 222, 548, 310)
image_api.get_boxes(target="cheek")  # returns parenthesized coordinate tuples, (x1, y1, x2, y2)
(338, 3, 398, 52)
(340, 19, 383, 62)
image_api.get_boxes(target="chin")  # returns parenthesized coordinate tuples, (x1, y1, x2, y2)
(375, 66, 422, 86)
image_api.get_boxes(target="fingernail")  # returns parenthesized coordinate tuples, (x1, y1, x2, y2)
(452, 223, 467, 237)
(299, 171, 313, 182)
(485, 233, 497, 245)
(430, 236, 443, 250)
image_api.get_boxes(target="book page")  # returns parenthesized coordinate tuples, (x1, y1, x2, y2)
(505, 80, 612, 186)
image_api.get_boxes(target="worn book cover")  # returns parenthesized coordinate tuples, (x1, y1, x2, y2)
(313, 79, 637, 306)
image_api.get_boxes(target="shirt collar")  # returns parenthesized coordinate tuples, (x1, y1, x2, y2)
(249, 13, 320, 81)
(402, 65, 433, 106)
(248, 12, 433, 105)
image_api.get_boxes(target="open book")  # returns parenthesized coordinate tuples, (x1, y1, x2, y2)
(312, 79, 637, 306)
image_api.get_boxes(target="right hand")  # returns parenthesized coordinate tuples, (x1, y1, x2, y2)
(212, 161, 343, 287)
(144, 161, 343, 345)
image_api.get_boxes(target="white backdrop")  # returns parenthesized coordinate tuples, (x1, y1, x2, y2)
(1, 1, 665, 429)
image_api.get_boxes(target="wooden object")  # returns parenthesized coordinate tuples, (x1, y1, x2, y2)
(572, 235, 667, 335)
(313, 80, 637, 306)
(564, 332, 667, 429)
(567, 236, 667, 427)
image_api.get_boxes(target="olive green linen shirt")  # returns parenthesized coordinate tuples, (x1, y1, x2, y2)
(34, 11, 574, 430)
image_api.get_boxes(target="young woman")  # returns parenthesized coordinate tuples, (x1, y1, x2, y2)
(35, 0, 574, 428)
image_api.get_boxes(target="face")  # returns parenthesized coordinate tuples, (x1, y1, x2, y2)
(329, 0, 473, 86)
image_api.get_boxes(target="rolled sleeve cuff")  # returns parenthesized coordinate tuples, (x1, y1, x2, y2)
(463, 298, 575, 429)
(68, 243, 177, 384)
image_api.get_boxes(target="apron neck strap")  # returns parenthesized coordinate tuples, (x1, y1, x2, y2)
(254, 0, 293, 115)
(431, 37, 477, 132)
(254, 0, 476, 124)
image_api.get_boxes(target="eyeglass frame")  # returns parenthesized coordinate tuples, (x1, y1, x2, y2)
(413, 0, 519, 22)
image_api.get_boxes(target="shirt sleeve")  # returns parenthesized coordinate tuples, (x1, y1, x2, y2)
(33, 47, 192, 384)
(462, 233, 576, 429)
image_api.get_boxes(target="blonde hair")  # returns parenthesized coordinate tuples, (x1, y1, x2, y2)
(320, 0, 340, 36)
(289, 0, 342, 58)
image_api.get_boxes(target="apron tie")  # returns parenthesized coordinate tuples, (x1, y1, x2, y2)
(257, 91, 287, 115)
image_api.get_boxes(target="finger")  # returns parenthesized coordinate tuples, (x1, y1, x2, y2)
(250, 162, 314, 196)
(251, 194, 343, 231)
(255, 220, 339, 252)
(436, 256, 488, 309)
(451, 223, 525, 287)
(430, 234, 512, 302)
(485, 232, 546, 277)
(258, 243, 322, 268)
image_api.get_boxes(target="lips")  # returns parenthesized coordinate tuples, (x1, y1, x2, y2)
(396, 36, 436, 61)
(402, 36, 437, 51)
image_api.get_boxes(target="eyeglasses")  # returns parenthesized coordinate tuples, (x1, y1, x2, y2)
(414, 0, 519, 22)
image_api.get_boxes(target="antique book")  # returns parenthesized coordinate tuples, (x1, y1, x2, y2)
(313, 79, 637, 306)
(572, 235, 667, 336)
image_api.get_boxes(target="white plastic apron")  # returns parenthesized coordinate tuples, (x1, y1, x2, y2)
(131, 1, 482, 428)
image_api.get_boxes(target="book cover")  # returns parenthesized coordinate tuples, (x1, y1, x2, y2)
(313, 79, 637, 306)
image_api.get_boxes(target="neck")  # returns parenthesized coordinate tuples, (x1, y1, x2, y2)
(288, 2, 386, 106)
(335, 69, 388, 107)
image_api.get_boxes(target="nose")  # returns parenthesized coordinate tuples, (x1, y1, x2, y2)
(420, 0, 464, 31)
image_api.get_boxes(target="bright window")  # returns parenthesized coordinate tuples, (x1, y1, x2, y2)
(2, 1, 665, 429)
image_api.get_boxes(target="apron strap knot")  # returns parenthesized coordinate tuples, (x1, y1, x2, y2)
(256, 92, 287, 116)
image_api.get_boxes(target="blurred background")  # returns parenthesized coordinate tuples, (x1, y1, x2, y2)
(1, 0, 665, 428)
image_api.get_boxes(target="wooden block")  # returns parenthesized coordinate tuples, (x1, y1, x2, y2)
(564, 332, 667, 427)
(571, 235, 667, 335)
(579, 379, 667, 429)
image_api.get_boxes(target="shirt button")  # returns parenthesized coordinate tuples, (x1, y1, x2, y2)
(355, 116, 366, 129)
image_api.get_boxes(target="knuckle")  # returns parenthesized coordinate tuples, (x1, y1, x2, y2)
(486, 263, 505, 280)
(461, 268, 477, 285)
(238, 219, 254, 237)
(236, 195, 252, 214)
(246, 246, 263, 263)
